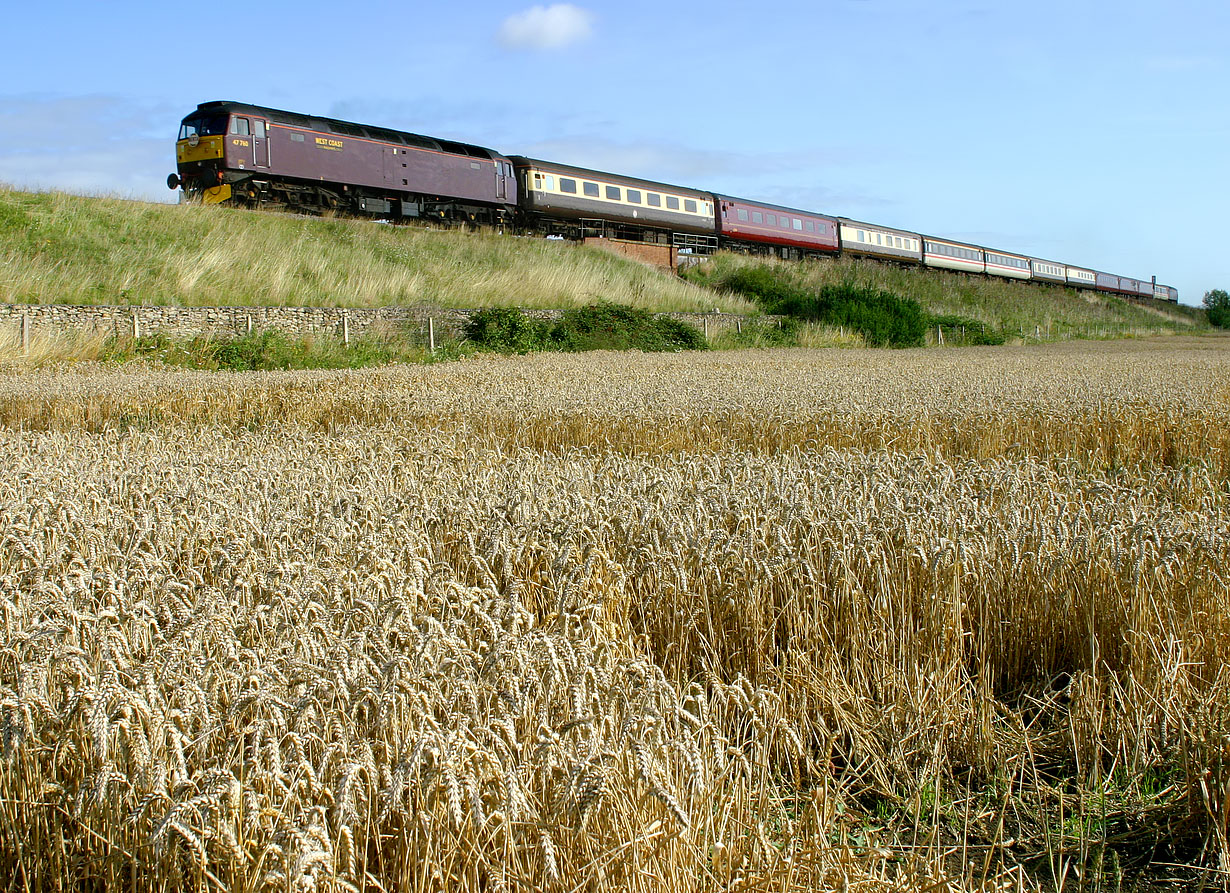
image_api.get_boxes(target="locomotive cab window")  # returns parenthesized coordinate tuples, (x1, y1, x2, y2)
(179, 115, 229, 139)
(231, 117, 250, 136)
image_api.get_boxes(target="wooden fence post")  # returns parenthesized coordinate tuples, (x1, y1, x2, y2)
(342, 312, 350, 346)
(132, 310, 141, 341)
(21, 313, 30, 355)
(429, 317, 436, 354)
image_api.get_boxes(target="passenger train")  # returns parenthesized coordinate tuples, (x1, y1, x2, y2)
(168, 100, 1178, 303)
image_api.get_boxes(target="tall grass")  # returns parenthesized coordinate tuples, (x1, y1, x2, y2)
(0, 186, 747, 312)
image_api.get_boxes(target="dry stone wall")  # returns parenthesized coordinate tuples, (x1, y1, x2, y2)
(1, 304, 750, 345)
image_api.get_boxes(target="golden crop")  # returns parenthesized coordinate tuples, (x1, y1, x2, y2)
(1, 339, 1228, 891)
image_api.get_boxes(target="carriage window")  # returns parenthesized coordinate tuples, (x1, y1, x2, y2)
(231, 117, 250, 136)
(753, 211, 763, 223)
(606, 185, 621, 200)
(766, 215, 776, 226)
(858, 230, 865, 242)
(806, 222, 814, 232)
(626, 189, 641, 204)
(583, 182, 600, 197)
(666, 196, 680, 210)
(737, 209, 749, 222)
(684, 199, 698, 213)
(793, 218, 803, 230)
(647, 193, 661, 206)
(559, 178, 577, 193)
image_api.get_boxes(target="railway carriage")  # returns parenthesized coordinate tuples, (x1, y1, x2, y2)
(838, 219, 923, 262)
(1029, 258, 1067, 284)
(984, 249, 1030, 280)
(509, 156, 716, 250)
(1066, 266, 1097, 289)
(1094, 271, 1120, 292)
(923, 237, 985, 274)
(715, 196, 839, 258)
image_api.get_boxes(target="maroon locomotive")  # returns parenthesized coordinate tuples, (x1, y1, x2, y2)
(170, 100, 516, 224)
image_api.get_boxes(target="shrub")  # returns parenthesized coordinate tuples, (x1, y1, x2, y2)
(463, 307, 552, 353)
(551, 302, 706, 352)
(465, 303, 706, 354)
(718, 265, 926, 347)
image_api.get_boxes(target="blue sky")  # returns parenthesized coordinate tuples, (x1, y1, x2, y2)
(1, 0, 1225, 305)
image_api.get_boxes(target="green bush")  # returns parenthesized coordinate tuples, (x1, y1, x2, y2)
(552, 302, 707, 352)
(462, 307, 553, 353)
(719, 265, 925, 347)
(464, 303, 706, 354)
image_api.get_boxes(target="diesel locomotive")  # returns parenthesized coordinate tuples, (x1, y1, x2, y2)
(168, 100, 1179, 303)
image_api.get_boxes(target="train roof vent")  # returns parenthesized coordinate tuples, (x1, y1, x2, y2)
(403, 134, 440, 151)
(330, 121, 367, 137)
(437, 139, 492, 159)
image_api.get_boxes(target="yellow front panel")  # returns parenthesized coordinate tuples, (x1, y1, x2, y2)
(177, 135, 225, 164)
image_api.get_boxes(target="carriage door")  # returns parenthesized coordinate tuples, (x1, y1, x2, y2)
(252, 117, 269, 168)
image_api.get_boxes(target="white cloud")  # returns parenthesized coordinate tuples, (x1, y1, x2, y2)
(498, 4, 594, 51)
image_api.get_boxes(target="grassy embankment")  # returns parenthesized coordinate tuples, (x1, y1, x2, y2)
(0, 186, 1212, 364)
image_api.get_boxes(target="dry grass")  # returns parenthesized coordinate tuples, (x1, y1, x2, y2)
(1, 338, 1229, 891)
(0, 187, 747, 312)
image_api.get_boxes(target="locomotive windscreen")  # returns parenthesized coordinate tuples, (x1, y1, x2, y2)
(178, 115, 229, 139)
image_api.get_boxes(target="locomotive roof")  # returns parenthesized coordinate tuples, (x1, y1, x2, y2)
(186, 101, 503, 160)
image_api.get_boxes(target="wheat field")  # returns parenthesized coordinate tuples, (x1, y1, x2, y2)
(1, 338, 1229, 891)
